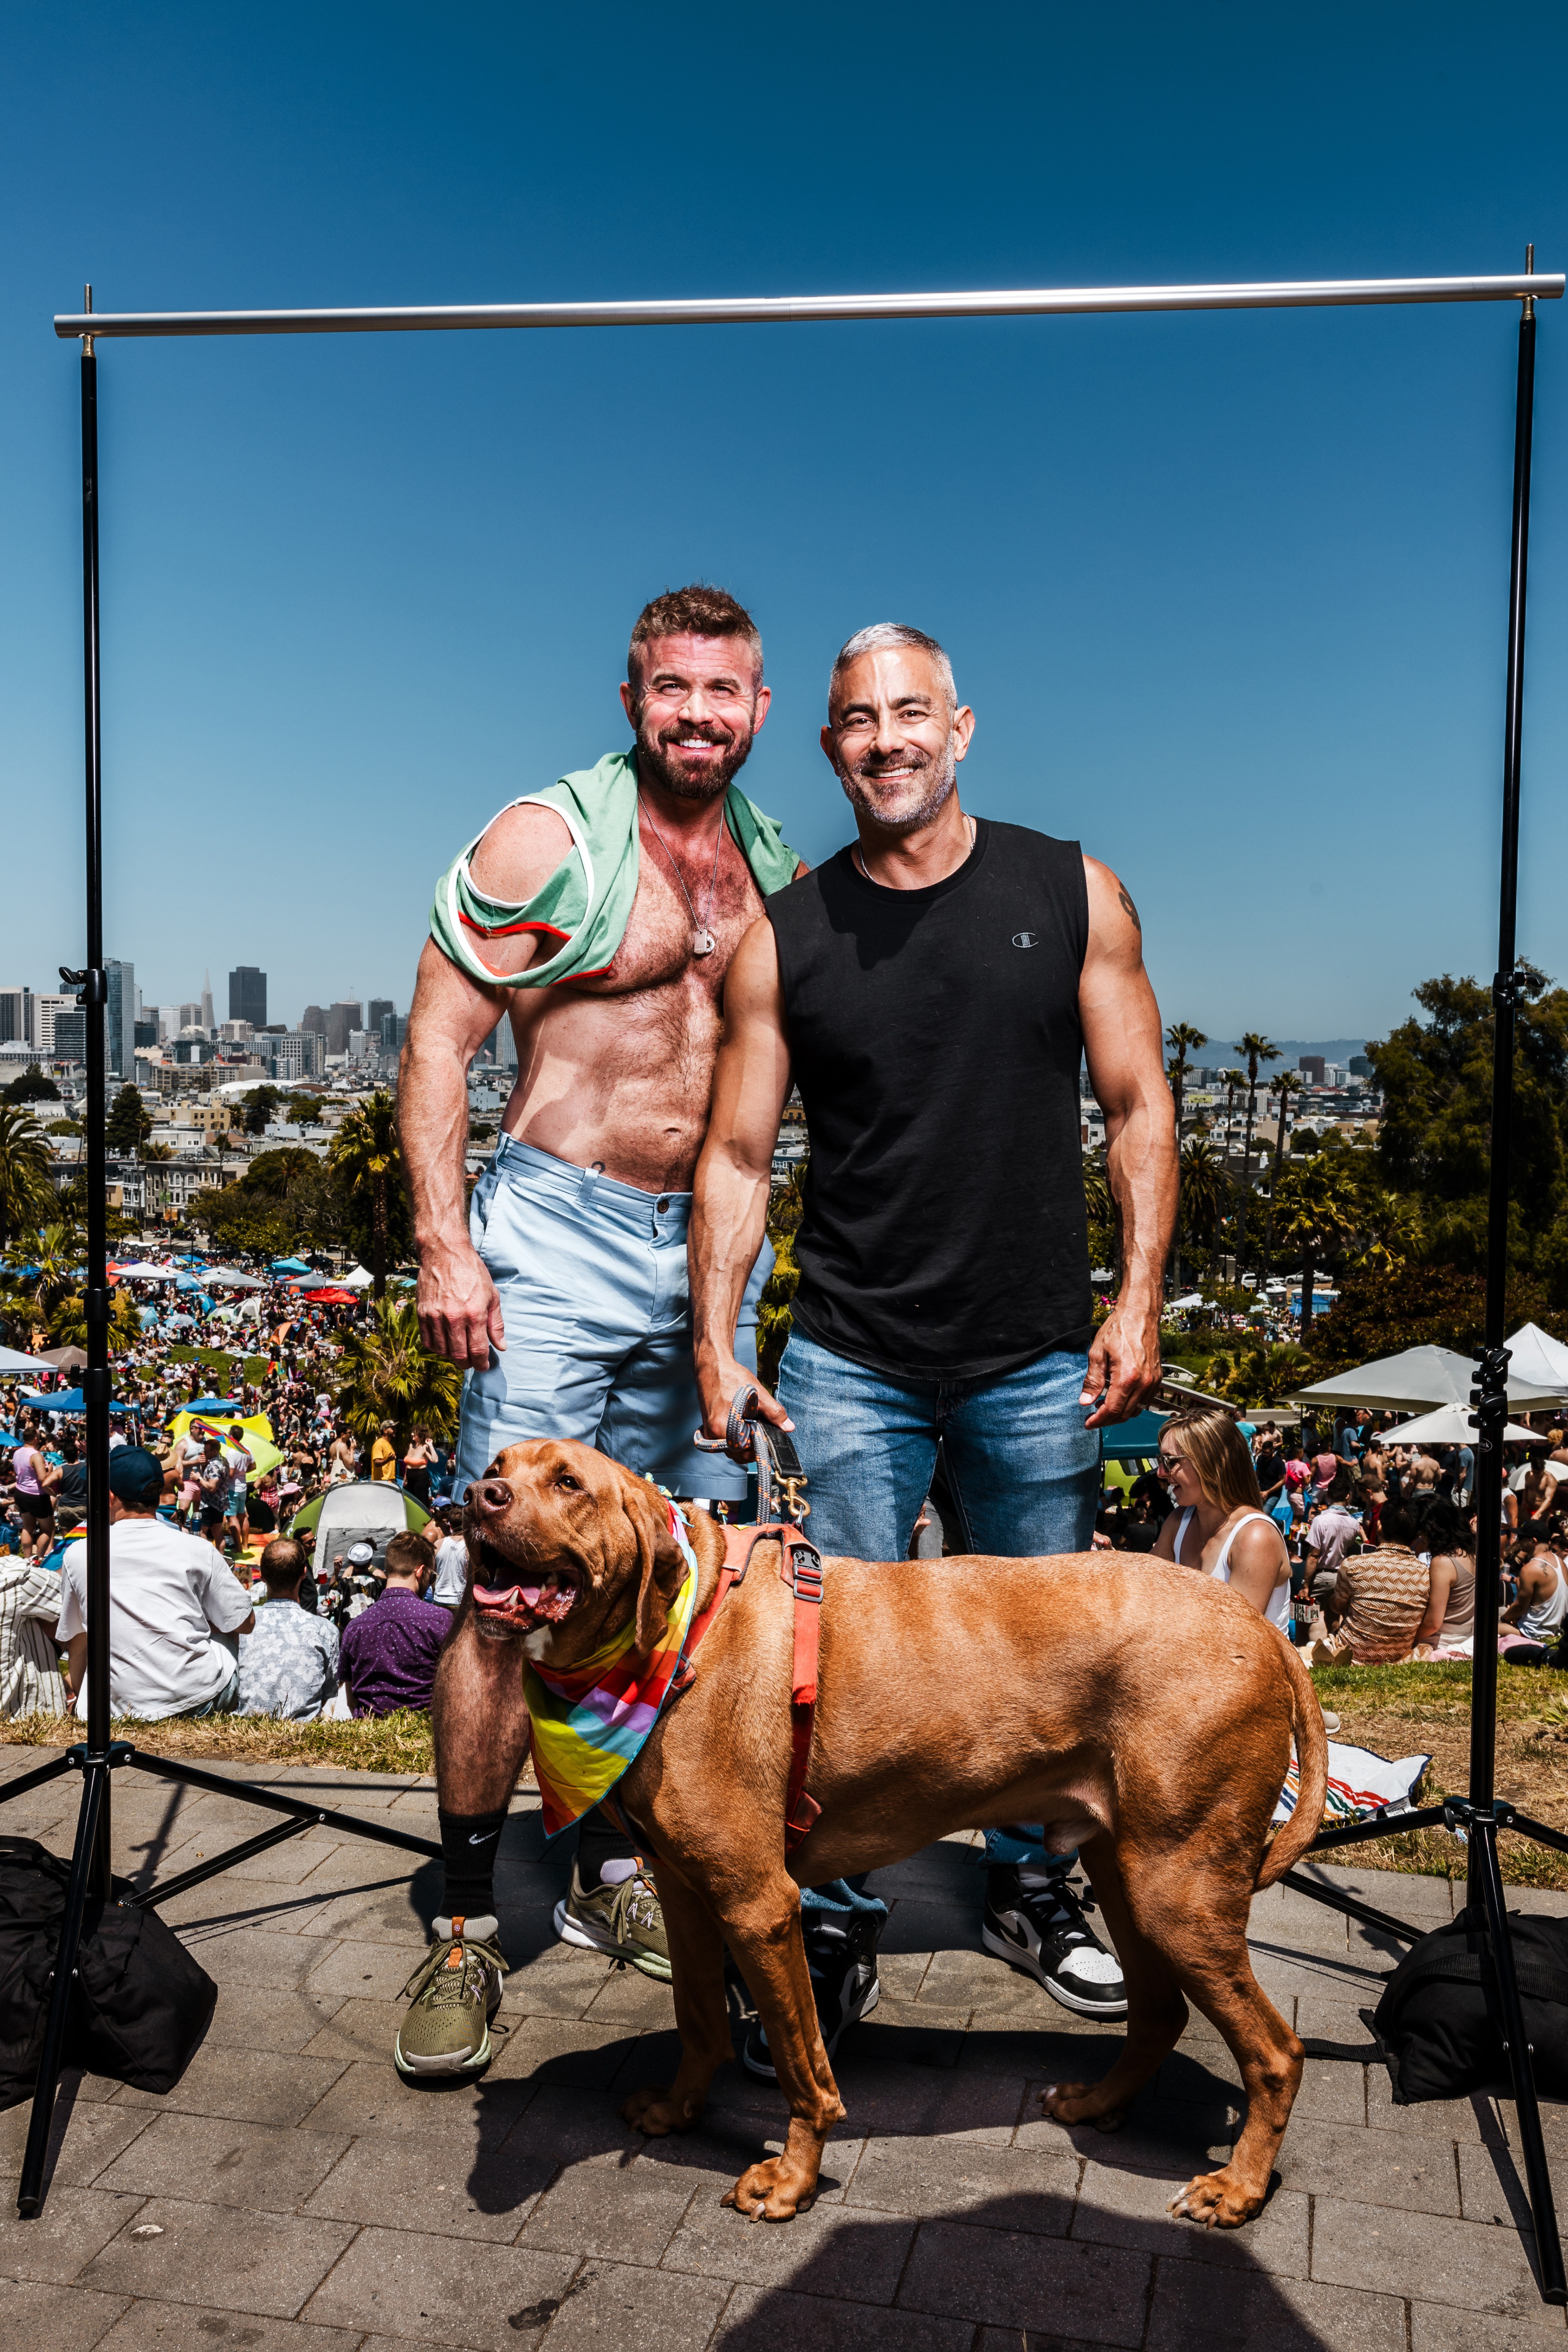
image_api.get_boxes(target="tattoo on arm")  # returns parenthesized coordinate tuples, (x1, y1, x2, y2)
(1117, 886, 1141, 933)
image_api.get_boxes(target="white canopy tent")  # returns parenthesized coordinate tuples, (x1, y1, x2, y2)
(1506, 1322, 1568, 1395)
(1289, 1343, 1563, 1415)
(0, 1346, 57, 1373)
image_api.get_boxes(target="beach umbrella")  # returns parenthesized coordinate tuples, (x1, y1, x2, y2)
(1288, 1344, 1563, 1415)
(1380, 1403, 1550, 1448)
(270, 1257, 312, 1274)
(38, 1345, 88, 1369)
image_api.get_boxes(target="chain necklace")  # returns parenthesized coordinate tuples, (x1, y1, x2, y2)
(637, 793, 725, 957)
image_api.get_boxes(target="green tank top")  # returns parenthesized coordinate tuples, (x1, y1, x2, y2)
(429, 749, 799, 991)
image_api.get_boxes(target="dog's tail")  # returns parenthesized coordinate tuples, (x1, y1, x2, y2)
(1254, 1630, 1330, 1890)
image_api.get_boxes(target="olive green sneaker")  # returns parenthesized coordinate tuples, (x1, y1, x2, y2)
(552, 1862, 671, 1982)
(394, 1913, 508, 2078)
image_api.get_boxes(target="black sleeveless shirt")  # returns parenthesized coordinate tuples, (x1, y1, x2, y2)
(768, 818, 1093, 1383)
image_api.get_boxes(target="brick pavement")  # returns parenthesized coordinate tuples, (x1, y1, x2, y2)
(2, 1747, 1566, 2352)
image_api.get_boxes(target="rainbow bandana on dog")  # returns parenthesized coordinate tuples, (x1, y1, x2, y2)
(522, 1499, 701, 1839)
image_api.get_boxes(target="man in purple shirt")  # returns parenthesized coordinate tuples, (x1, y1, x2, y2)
(339, 1531, 450, 1715)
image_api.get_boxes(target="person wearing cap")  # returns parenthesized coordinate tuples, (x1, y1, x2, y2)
(57, 1446, 255, 1721)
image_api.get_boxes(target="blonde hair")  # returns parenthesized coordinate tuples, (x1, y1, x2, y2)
(1162, 1408, 1264, 1515)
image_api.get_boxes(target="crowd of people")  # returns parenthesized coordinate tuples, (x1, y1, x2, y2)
(0, 1265, 476, 1725)
(1096, 1401, 1568, 1666)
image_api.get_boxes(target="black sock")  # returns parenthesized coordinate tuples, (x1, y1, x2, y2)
(575, 1807, 639, 1890)
(438, 1805, 508, 1920)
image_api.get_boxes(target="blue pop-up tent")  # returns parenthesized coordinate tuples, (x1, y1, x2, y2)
(1098, 1408, 1170, 1461)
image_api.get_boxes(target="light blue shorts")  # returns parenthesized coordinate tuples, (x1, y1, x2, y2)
(454, 1136, 771, 1503)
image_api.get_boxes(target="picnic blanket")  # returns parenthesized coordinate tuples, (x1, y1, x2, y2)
(1272, 1738, 1431, 1831)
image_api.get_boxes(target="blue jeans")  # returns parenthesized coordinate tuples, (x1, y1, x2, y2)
(777, 1328, 1099, 1928)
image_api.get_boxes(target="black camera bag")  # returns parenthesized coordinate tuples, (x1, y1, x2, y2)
(1369, 1905, 1568, 2103)
(0, 1833, 216, 2105)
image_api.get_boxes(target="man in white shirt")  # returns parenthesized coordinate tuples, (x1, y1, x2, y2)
(429, 1511, 469, 1611)
(58, 1447, 254, 1720)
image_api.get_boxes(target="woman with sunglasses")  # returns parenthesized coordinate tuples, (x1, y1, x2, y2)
(1153, 1406, 1292, 1630)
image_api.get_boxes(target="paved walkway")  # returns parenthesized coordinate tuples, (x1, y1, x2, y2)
(2, 1747, 1566, 2352)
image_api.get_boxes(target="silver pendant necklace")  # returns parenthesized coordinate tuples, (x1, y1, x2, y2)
(638, 793, 724, 956)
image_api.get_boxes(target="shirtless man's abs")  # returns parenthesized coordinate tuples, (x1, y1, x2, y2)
(392, 587, 802, 2077)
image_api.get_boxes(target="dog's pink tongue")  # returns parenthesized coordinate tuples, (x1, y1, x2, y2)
(517, 1586, 543, 1609)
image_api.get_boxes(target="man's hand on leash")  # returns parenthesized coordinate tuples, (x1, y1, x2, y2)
(1080, 1301, 1161, 1428)
(698, 1354, 793, 1441)
(418, 1241, 507, 1370)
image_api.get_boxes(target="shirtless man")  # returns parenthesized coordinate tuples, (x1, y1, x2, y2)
(394, 586, 801, 2078)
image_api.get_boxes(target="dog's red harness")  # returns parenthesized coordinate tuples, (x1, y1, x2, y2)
(613, 1519, 824, 1857)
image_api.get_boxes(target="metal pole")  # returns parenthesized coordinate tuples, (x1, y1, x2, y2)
(80, 297, 113, 1899)
(1469, 270, 1536, 1837)
(48, 270, 1565, 342)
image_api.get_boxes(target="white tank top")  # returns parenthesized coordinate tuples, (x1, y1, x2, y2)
(1176, 1506, 1292, 1632)
(1518, 1555, 1568, 1641)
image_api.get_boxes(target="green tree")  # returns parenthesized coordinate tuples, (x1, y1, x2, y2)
(335, 1296, 462, 1443)
(1272, 1138, 1413, 1346)
(105, 1084, 153, 1153)
(200, 1146, 333, 1257)
(243, 1085, 281, 1136)
(756, 1170, 805, 1391)
(1232, 1033, 1280, 1276)
(0, 1104, 56, 1245)
(1175, 1137, 1227, 1286)
(327, 1092, 404, 1296)
(1164, 1023, 1208, 1138)
(1204, 1337, 1309, 1408)
(49, 1283, 143, 1357)
(4, 1066, 60, 1105)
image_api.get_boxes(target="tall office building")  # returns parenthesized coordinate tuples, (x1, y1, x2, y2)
(229, 966, 267, 1027)
(105, 960, 135, 1079)
(33, 995, 76, 1057)
(380, 1010, 407, 1056)
(200, 969, 214, 1032)
(53, 1007, 86, 1062)
(368, 998, 394, 1037)
(0, 988, 31, 1048)
(301, 1004, 328, 1039)
(325, 1000, 363, 1056)
(179, 1001, 203, 1031)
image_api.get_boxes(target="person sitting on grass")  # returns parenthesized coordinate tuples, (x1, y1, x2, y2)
(337, 1529, 450, 1716)
(1317, 1494, 1434, 1664)
(57, 1445, 254, 1719)
(236, 1536, 341, 1720)
(1503, 1528, 1568, 1652)
(0, 1543, 68, 1718)
(1410, 1500, 1477, 1657)
(1153, 1405, 1293, 1629)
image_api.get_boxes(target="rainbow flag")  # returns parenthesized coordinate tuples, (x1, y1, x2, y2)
(524, 1500, 699, 1838)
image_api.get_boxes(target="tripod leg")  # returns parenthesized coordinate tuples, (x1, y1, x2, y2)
(16, 1761, 105, 2219)
(1473, 1815, 1567, 2303)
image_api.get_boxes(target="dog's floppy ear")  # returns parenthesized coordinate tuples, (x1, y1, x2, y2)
(621, 1476, 688, 1656)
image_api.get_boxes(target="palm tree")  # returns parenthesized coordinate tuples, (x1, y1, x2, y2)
(1164, 1023, 1209, 1140)
(1261, 1068, 1303, 1281)
(1176, 1138, 1224, 1290)
(1273, 1157, 1362, 1343)
(1232, 1034, 1281, 1277)
(1214, 1071, 1244, 1268)
(327, 1091, 401, 1297)
(335, 1295, 462, 1443)
(0, 1104, 55, 1246)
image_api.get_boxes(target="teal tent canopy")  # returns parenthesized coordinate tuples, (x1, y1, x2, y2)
(1099, 1409, 1169, 1460)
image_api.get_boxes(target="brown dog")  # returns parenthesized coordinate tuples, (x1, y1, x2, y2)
(461, 1438, 1328, 2227)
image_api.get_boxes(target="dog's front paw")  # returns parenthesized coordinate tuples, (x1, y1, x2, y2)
(722, 2155, 817, 2223)
(1168, 2166, 1262, 2229)
(1038, 2081, 1125, 2131)
(621, 2082, 703, 2137)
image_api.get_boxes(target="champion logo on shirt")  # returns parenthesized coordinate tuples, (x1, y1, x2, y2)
(1012, 931, 1038, 948)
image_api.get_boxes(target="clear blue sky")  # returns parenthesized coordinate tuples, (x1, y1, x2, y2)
(3, 2, 1566, 1046)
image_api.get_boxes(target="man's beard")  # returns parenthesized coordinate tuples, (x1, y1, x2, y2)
(635, 715, 755, 803)
(835, 735, 958, 835)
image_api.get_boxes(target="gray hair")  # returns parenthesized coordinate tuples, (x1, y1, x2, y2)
(829, 622, 956, 714)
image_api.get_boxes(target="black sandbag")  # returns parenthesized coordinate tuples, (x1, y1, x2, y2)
(0, 1833, 216, 2105)
(1369, 1904, 1568, 2104)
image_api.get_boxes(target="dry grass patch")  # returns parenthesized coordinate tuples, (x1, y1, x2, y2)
(1311, 1659, 1568, 1889)
(0, 1708, 439, 1775)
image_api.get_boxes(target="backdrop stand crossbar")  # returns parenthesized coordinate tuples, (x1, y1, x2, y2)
(11, 259, 1558, 2296)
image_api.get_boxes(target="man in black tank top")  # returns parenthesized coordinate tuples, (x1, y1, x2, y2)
(690, 623, 1176, 2061)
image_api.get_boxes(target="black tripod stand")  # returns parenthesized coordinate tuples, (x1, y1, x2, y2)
(3, 302, 441, 2220)
(1271, 256, 1568, 2305)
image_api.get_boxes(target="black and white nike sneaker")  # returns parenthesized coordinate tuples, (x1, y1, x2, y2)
(982, 1867, 1127, 2019)
(742, 1909, 881, 2080)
